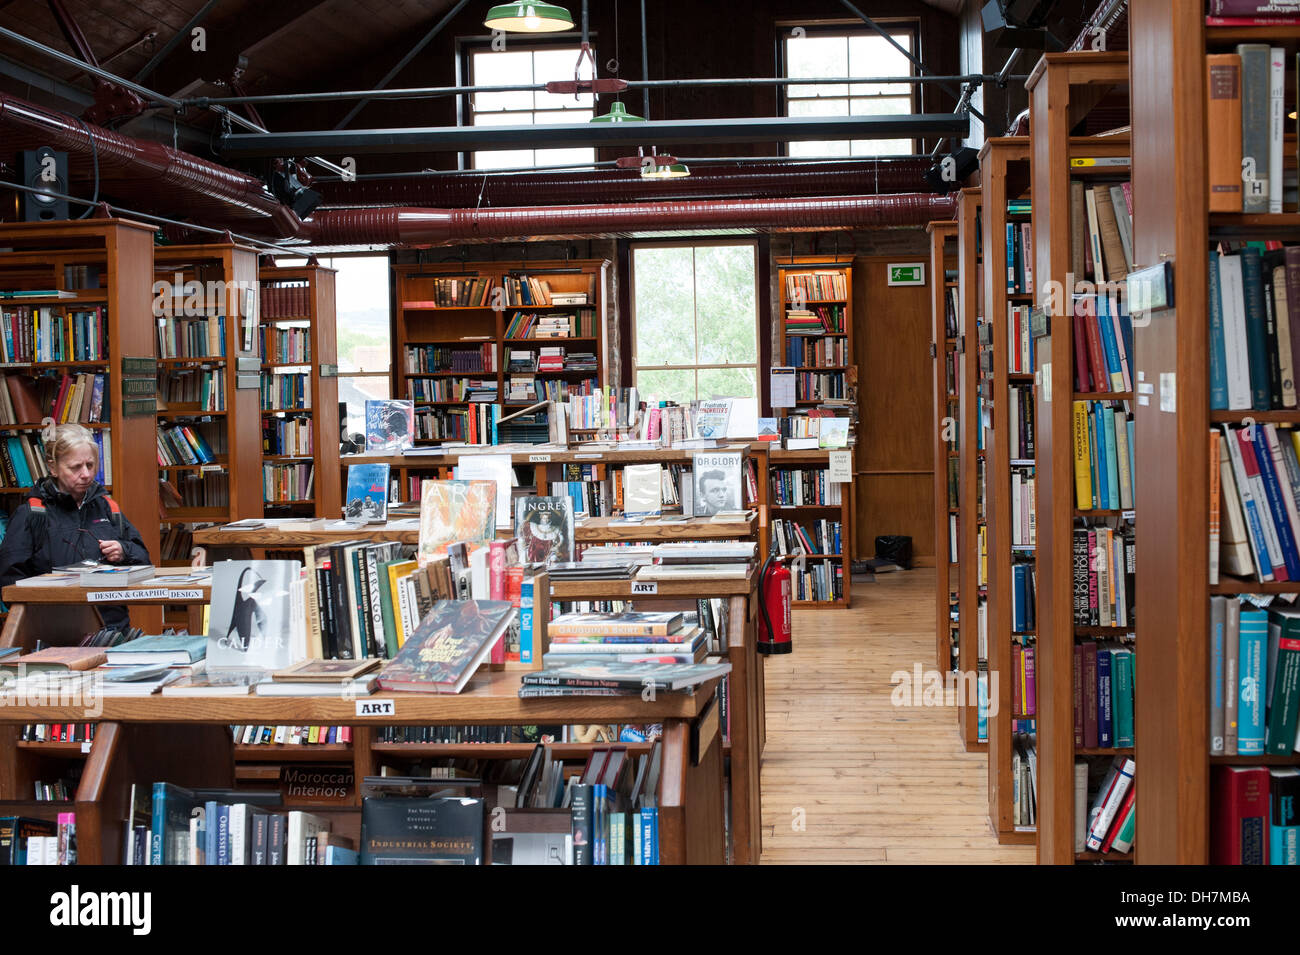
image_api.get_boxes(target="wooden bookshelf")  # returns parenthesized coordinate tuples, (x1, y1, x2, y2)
(980, 136, 1037, 845)
(1027, 51, 1133, 865)
(775, 257, 855, 415)
(258, 260, 341, 519)
(956, 187, 989, 753)
(929, 221, 960, 670)
(392, 259, 608, 445)
(767, 447, 852, 607)
(153, 242, 263, 568)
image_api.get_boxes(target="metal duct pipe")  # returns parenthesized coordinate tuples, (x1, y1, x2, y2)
(316, 159, 936, 208)
(303, 192, 957, 246)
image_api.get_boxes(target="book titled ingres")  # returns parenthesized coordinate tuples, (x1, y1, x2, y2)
(377, 599, 515, 693)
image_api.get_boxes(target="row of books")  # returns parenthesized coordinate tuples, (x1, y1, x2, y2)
(160, 469, 225, 509)
(501, 274, 587, 308)
(942, 285, 959, 339)
(1006, 305, 1036, 375)
(1077, 757, 1135, 855)
(159, 524, 198, 561)
(373, 725, 563, 744)
(1011, 642, 1036, 718)
(566, 388, 653, 432)
(263, 462, 314, 503)
(1072, 179, 1133, 285)
(785, 335, 849, 368)
(790, 561, 844, 602)
(1073, 522, 1135, 628)
(1211, 423, 1300, 583)
(507, 376, 598, 404)
(1074, 641, 1135, 748)
(414, 406, 494, 442)
(0, 434, 51, 488)
(1012, 562, 1036, 634)
(507, 347, 597, 373)
(260, 282, 311, 319)
(1010, 465, 1035, 548)
(1209, 600, 1300, 757)
(405, 343, 497, 374)
(1213, 765, 1299, 865)
(1072, 293, 1133, 393)
(1012, 733, 1036, 829)
(159, 367, 224, 411)
(784, 271, 847, 302)
(1005, 219, 1034, 295)
(769, 468, 843, 506)
(258, 325, 311, 364)
(1209, 245, 1300, 411)
(784, 305, 847, 336)
(19, 723, 98, 742)
(1008, 382, 1034, 460)
(944, 349, 958, 399)
(409, 376, 497, 403)
(156, 314, 225, 359)
(794, 370, 845, 401)
(158, 423, 221, 467)
(771, 518, 842, 556)
(1, 816, 75, 865)
(262, 415, 313, 457)
(404, 276, 493, 308)
(1205, 46, 1290, 215)
(0, 305, 107, 363)
(0, 373, 85, 425)
(260, 373, 310, 411)
(1073, 400, 1134, 511)
(232, 725, 352, 745)
(504, 309, 597, 338)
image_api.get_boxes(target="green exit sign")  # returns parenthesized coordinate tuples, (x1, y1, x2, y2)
(887, 263, 926, 286)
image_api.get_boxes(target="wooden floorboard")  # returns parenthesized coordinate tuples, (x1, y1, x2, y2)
(758, 568, 1034, 865)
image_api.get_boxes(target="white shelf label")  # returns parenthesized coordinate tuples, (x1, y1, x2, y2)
(828, 450, 852, 483)
(87, 588, 170, 601)
(528, 454, 552, 462)
(80, 741, 92, 754)
(356, 699, 395, 717)
(574, 452, 603, 459)
(631, 581, 659, 595)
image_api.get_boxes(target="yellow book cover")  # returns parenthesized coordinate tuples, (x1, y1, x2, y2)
(1072, 400, 1093, 509)
(386, 559, 417, 648)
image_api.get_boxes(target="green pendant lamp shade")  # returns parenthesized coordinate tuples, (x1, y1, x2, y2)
(590, 101, 645, 123)
(642, 162, 690, 179)
(484, 2, 574, 32)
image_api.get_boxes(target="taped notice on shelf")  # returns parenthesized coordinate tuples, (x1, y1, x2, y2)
(770, 366, 796, 409)
(828, 450, 852, 483)
(86, 588, 204, 601)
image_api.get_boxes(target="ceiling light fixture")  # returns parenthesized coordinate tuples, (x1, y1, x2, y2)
(484, 2, 574, 32)
(590, 101, 644, 123)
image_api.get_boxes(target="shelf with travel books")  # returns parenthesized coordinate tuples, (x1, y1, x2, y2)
(776, 257, 854, 414)
(1026, 50, 1136, 864)
(1126, 2, 1300, 864)
(929, 220, 960, 671)
(393, 260, 608, 444)
(956, 186, 989, 752)
(153, 243, 263, 569)
(980, 136, 1038, 846)
(258, 261, 341, 519)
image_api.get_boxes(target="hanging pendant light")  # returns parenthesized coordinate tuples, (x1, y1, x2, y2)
(590, 101, 644, 123)
(483, 2, 574, 32)
(641, 160, 690, 179)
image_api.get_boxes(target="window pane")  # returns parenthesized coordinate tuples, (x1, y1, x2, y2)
(339, 376, 390, 438)
(535, 146, 595, 167)
(636, 367, 695, 405)
(471, 51, 536, 112)
(694, 245, 756, 365)
(633, 247, 696, 366)
(473, 148, 537, 169)
(698, 366, 756, 400)
(327, 256, 391, 374)
(533, 48, 594, 109)
(787, 97, 849, 117)
(789, 139, 852, 158)
(785, 35, 849, 99)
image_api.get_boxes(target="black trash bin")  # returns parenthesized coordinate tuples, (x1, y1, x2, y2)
(874, 535, 913, 570)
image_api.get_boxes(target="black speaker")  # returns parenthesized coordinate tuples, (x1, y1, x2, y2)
(924, 147, 980, 192)
(19, 148, 69, 221)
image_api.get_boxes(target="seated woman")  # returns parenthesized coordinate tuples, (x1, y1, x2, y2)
(0, 423, 150, 630)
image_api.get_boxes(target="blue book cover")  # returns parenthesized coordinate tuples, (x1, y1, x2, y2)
(648, 806, 659, 864)
(216, 805, 230, 865)
(640, 808, 654, 865)
(1272, 769, 1300, 865)
(1212, 605, 1225, 753)
(1113, 649, 1135, 747)
(1209, 254, 1229, 408)
(1251, 427, 1300, 580)
(1126, 417, 1136, 492)
(325, 845, 359, 864)
(593, 783, 607, 866)
(977, 670, 989, 740)
(1240, 248, 1273, 410)
(365, 399, 414, 452)
(1087, 404, 1100, 509)
(519, 576, 535, 664)
(1097, 648, 1113, 748)
(204, 800, 220, 866)
(1102, 407, 1120, 510)
(1093, 404, 1110, 510)
(6, 438, 31, 487)
(1239, 609, 1269, 755)
(345, 463, 390, 523)
(1013, 565, 1026, 632)
(1095, 294, 1123, 389)
(1006, 224, 1016, 292)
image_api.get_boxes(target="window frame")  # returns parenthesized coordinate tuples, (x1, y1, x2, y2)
(775, 18, 922, 158)
(628, 238, 763, 405)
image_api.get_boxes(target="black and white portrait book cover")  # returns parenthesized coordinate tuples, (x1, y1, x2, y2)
(207, 560, 303, 670)
(692, 452, 743, 516)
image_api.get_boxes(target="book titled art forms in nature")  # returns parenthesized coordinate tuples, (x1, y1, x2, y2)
(417, 480, 498, 566)
(692, 452, 743, 516)
(344, 463, 390, 523)
(515, 495, 575, 565)
(365, 399, 415, 452)
(206, 560, 304, 671)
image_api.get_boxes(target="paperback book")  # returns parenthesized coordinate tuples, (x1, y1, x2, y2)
(344, 463, 390, 523)
(692, 452, 743, 516)
(365, 400, 414, 451)
(416, 480, 497, 566)
(377, 599, 515, 693)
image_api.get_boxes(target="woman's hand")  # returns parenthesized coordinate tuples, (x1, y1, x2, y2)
(99, 539, 125, 563)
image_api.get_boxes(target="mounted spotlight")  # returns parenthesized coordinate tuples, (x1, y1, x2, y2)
(268, 161, 322, 219)
(981, 0, 1064, 52)
(924, 147, 980, 193)
(484, 2, 574, 32)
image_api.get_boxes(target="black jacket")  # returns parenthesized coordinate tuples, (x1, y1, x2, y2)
(0, 477, 150, 627)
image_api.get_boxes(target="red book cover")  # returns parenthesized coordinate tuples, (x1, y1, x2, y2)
(1072, 308, 1092, 392)
(1101, 782, 1136, 853)
(1073, 643, 1085, 746)
(1211, 766, 1270, 864)
(1083, 642, 1099, 748)
(1083, 304, 1108, 393)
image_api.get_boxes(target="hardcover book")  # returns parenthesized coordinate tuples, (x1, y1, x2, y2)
(416, 480, 497, 566)
(103, 631, 206, 665)
(360, 796, 483, 864)
(514, 495, 575, 566)
(377, 599, 515, 693)
(621, 464, 662, 520)
(519, 660, 732, 693)
(692, 452, 743, 516)
(365, 399, 414, 451)
(205, 560, 303, 671)
(272, 658, 382, 683)
(344, 463, 390, 523)
(548, 611, 684, 638)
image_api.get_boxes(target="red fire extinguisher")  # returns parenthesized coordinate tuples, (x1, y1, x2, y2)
(756, 553, 792, 654)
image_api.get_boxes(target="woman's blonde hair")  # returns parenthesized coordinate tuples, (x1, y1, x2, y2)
(44, 422, 99, 470)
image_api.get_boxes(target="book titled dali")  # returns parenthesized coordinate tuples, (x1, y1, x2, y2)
(377, 599, 515, 693)
(205, 560, 304, 671)
(365, 399, 414, 451)
(515, 495, 574, 565)
(344, 463, 390, 523)
(417, 480, 497, 566)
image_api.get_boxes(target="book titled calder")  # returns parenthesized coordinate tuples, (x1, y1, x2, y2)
(519, 660, 732, 694)
(376, 599, 515, 693)
(360, 796, 483, 864)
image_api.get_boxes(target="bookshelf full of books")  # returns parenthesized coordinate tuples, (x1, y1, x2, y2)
(980, 136, 1039, 845)
(394, 259, 608, 446)
(153, 243, 264, 566)
(1026, 50, 1136, 864)
(767, 448, 852, 607)
(776, 257, 855, 412)
(930, 221, 961, 671)
(1128, 2, 1300, 864)
(258, 261, 341, 518)
(956, 187, 990, 751)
